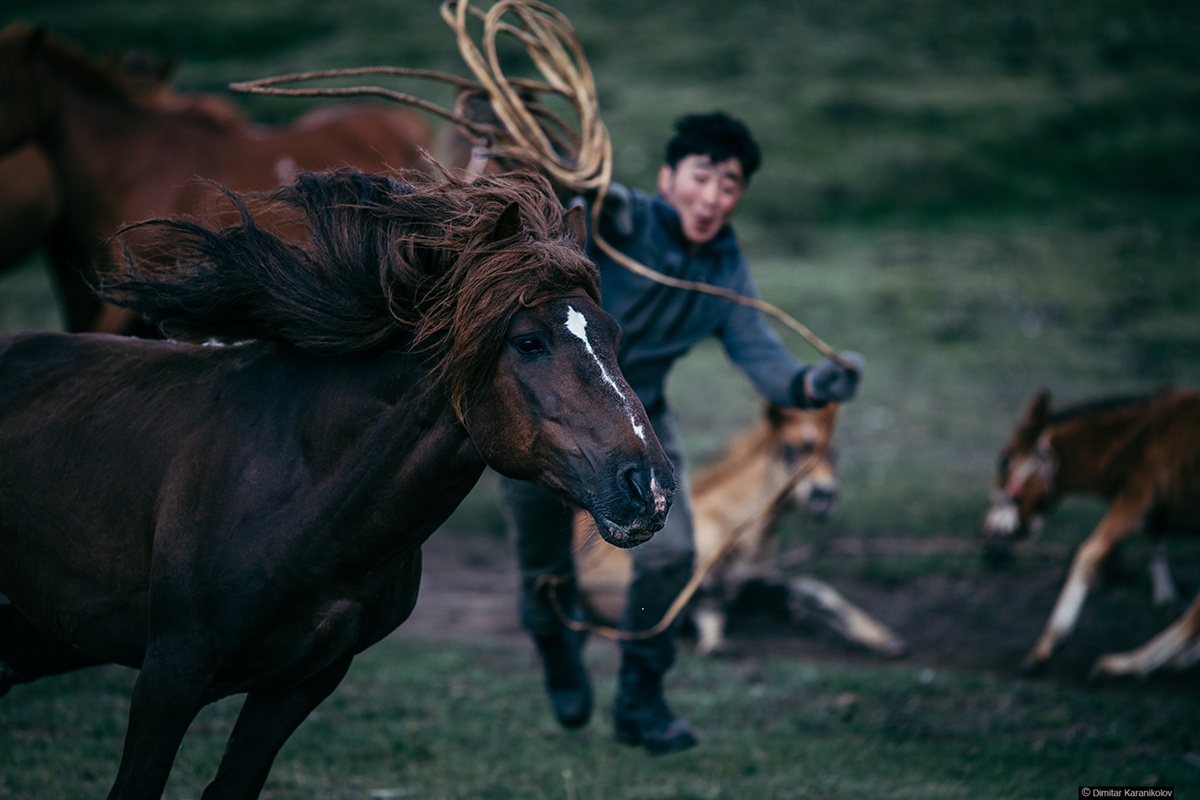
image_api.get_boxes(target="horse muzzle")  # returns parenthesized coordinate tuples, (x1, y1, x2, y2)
(980, 489, 1043, 562)
(799, 484, 839, 523)
(588, 463, 675, 549)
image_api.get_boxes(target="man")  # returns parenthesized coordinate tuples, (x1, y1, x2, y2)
(501, 112, 863, 754)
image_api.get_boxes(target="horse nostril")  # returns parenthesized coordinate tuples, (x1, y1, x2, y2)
(810, 486, 836, 504)
(623, 465, 647, 503)
(806, 486, 838, 520)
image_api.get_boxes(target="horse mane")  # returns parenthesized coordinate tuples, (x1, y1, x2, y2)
(105, 166, 600, 417)
(1047, 390, 1172, 428)
(1, 23, 247, 131)
(691, 418, 778, 496)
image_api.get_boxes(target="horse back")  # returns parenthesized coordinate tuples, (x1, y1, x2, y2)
(1139, 391, 1200, 529)
(1066, 390, 1200, 530)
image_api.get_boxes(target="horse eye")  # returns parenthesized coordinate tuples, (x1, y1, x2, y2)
(997, 454, 1010, 475)
(514, 335, 545, 356)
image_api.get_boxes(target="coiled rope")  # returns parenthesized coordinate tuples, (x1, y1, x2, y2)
(231, 0, 851, 638)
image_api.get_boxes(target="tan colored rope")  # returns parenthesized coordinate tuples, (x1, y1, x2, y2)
(228, 0, 851, 367)
(228, 0, 854, 639)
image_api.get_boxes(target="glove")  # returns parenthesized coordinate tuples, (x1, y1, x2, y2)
(600, 182, 635, 238)
(794, 352, 865, 407)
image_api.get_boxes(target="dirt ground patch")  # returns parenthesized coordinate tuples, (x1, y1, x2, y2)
(398, 531, 1200, 701)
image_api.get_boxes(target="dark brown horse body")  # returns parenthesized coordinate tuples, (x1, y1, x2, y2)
(0, 24, 435, 334)
(0, 169, 674, 798)
(982, 390, 1200, 677)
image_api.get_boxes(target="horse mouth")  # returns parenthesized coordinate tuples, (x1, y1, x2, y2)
(591, 516, 659, 549)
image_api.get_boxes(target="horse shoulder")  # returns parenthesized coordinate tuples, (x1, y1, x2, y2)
(691, 424, 777, 558)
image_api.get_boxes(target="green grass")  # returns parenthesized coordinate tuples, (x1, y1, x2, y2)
(3, 0, 1200, 796)
(3, 637, 1198, 799)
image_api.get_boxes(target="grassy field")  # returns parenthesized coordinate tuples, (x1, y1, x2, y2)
(2, 0, 1200, 797)
(5, 637, 1199, 800)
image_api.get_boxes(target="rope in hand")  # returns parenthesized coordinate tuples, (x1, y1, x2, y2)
(229, 0, 855, 637)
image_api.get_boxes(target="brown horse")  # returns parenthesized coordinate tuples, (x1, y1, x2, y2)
(982, 389, 1200, 677)
(0, 168, 674, 798)
(0, 144, 58, 272)
(0, 23, 435, 334)
(574, 403, 906, 657)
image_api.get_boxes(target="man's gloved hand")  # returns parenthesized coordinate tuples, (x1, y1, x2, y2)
(793, 352, 865, 407)
(601, 182, 635, 238)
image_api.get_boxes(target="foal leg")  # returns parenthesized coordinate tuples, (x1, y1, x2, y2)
(201, 654, 354, 799)
(1090, 590, 1200, 679)
(787, 576, 907, 658)
(1022, 497, 1147, 673)
(1148, 541, 1180, 608)
(691, 595, 729, 657)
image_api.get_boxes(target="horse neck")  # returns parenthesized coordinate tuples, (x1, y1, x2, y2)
(1049, 407, 1152, 496)
(692, 423, 781, 509)
(295, 349, 487, 555)
(33, 64, 192, 219)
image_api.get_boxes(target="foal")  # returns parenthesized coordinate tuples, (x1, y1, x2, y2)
(575, 403, 906, 657)
(983, 389, 1200, 677)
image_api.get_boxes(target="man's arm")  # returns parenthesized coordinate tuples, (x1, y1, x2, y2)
(718, 264, 863, 408)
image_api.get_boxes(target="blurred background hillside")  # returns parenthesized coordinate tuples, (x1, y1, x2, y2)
(2, 0, 1198, 554)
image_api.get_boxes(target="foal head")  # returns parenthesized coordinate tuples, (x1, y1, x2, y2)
(769, 403, 840, 522)
(982, 391, 1059, 558)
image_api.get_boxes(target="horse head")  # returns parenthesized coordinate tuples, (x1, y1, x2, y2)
(982, 390, 1059, 560)
(461, 202, 674, 548)
(767, 402, 839, 522)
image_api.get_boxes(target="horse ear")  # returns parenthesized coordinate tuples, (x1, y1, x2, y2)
(492, 201, 523, 242)
(563, 204, 587, 249)
(1016, 390, 1052, 445)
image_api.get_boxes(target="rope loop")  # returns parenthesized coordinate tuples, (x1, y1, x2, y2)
(228, 0, 856, 639)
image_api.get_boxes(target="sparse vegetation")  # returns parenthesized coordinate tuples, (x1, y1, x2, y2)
(2, 1, 1199, 796)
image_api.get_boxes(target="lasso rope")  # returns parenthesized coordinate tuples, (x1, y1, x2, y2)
(230, 0, 852, 638)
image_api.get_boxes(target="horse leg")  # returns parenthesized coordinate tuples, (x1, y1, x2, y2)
(106, 639, 212, 800)
(1148, 541, 1180, 608)
(1090, 590, 1200, 679)
(691, 595, 728, 657)
(200, 654, 354, 799)
(1022, 497, 1147, 673)
(787, 576, 907, 658)
(0, 604, 106, 696)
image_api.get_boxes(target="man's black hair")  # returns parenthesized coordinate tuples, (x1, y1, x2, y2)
(664, 111, 761, 182)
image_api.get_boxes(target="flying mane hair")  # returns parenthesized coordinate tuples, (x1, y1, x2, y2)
(105, 167, 601, 418)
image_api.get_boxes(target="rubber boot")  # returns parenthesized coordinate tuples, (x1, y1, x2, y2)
(612, 653, 697, 754)
(535, 626, 592, 729)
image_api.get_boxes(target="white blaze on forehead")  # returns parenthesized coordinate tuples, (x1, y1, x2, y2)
(565, 305, 646, 442)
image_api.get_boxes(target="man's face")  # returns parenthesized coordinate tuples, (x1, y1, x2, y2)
(657, 154, 746, 247)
